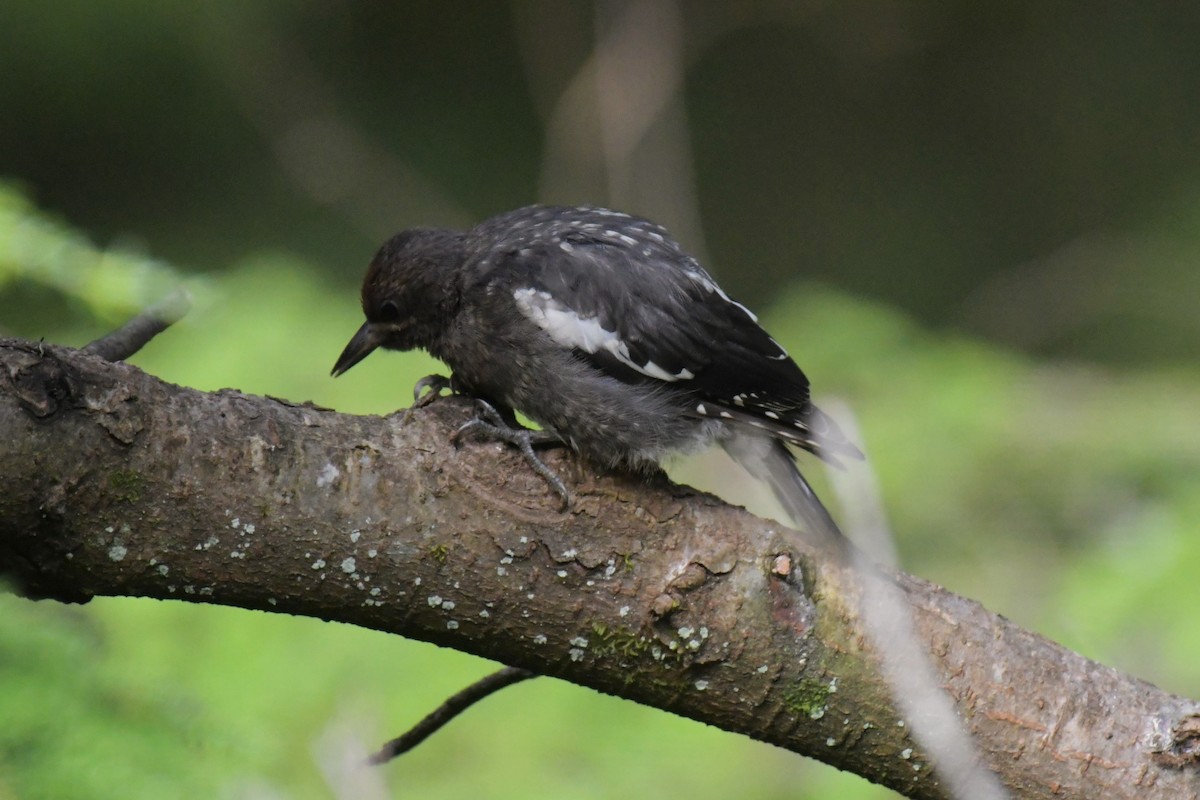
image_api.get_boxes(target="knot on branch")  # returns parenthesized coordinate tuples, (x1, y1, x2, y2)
(1151, 711, 1200, 769)
(5, 342, 78, 418)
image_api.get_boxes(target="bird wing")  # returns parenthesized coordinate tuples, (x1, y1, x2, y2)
(480, 209, 858, 461)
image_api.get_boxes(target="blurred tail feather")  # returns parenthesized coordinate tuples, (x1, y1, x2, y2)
(722, 432, 846, 549)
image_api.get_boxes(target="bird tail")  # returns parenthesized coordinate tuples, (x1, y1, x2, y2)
(721, 432, 847, 550)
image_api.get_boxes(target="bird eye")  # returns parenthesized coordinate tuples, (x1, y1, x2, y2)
(378, 299, 401, 322)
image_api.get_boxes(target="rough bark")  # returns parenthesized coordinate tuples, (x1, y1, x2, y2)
(1, 336, 1198, 799)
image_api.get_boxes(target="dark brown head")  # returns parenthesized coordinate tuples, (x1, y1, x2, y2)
(331, 228, 467, 376)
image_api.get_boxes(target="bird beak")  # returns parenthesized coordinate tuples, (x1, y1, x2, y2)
(331, 322, 383, 377)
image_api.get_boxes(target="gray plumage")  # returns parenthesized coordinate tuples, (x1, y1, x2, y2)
(332, 205, 858, 538)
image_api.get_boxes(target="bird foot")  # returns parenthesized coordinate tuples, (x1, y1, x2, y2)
(452, 399, 570, 511)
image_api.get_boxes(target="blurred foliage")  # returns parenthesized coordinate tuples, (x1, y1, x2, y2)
(0, 600, 231, 800)
(0, 186, 208, 339)
(2, 2, 1200, 797)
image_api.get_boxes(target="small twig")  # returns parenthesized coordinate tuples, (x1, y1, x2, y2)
(84, 288, 192, 362)
(368, 667, 536, 765)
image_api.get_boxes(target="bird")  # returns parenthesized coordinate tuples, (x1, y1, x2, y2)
(332, 205, 860, 542)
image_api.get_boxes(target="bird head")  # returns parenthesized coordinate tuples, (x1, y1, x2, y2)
(331, 228, 466, 377)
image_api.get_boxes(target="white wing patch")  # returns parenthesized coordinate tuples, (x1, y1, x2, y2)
(513, 288, 695, 382)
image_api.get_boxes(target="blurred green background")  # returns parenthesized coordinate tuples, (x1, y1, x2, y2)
(2, 2, 1199, 798)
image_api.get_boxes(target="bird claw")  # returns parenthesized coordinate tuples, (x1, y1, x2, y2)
(405, 381, 570, 510)
(412, 374, 453, 407)
(453, 400, 571, 511)
(400, 374, 454, 426)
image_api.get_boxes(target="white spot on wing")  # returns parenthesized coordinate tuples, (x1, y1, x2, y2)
(683, 269, 759, 322)
(728, 297, 759, 322)
(607, 231, 638, 246)
(513, 288, 694, 381)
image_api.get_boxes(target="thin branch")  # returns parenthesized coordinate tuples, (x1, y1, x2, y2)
(83, 288, 191, 362)
(369, 667, 537, 765)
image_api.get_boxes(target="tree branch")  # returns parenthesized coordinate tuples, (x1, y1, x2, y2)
(1, 336, 1198, 799)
